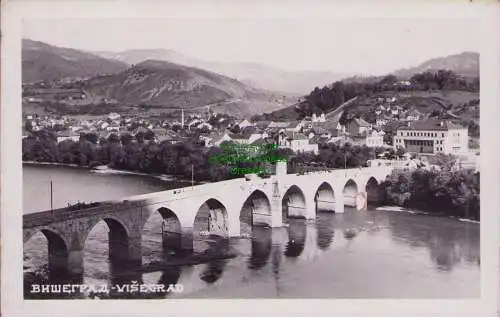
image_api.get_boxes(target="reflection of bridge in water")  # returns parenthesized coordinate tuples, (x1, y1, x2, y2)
(141, 220, 336, 299)
(23, 161, 392, 283)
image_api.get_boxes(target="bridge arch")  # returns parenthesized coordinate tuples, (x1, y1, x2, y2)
(365, 176, 383, 205)
(142, 207, 183, 261)
(239, 190, 272, 237)
(193, 198, 230, 254)
(282, 185, 307, 221)
(83, 216, 132, 267)
(314, 182, 336, 213)
(343, 179, 359, 207)
(24, 228, 70, 280)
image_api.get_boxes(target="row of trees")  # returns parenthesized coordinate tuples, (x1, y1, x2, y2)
(380, 168, 480, 220)
(23, 130, 233, 182)
(23, 130, 399, 181)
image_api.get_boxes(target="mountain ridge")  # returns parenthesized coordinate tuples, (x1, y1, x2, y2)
(80, 59, 294, 117)
(22, 39, 129, 83)
(92, 48, 354, 94)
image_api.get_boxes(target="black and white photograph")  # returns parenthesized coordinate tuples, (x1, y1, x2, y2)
(2, 1, 500, 316)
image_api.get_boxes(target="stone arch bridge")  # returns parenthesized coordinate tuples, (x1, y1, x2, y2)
(23, 162, 393, 278)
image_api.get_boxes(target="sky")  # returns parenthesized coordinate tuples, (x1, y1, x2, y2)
(22, 18, 479, 76)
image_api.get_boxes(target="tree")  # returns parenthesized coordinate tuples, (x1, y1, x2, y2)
(395, 146, 406, 158)
(144, 130, 155, 141)
(434, 153, 457, 171)
(339, 109, 349, 126)
(24, 119, 33, 132)
(120, 133, 134, 146)
(108, 133, 120, 144)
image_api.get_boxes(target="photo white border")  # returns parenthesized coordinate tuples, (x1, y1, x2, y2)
(2, 1, 499, 316)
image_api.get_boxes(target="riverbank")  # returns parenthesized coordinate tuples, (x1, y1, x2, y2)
(376, 206, 480, 223)
(23, 161, 208, 184)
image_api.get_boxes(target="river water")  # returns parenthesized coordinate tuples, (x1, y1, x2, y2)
(23, 164, 480, 299)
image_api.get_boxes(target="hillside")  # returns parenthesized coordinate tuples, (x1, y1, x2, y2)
(393, 52, 479, 79)
(80, 60, 293, 117)
(22, 39, 128, 83)
(263, 52, 479, 122)
(93, 48, 353, 94)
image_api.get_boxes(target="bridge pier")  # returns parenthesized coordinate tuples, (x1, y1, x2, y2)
(128, 234, 143, 266)
(180, 227, 194, 251)
(304, 201, 316, 220)
(47, 245, 70, 278)
(357, 191, 368, 211)
(109, 232, 142, 267)
(67, 247, 84, 276)
(335, 195, 345, 213)
(270, 181, 283, 228)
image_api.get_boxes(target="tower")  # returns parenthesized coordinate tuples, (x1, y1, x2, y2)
(181, 109, 185, 128)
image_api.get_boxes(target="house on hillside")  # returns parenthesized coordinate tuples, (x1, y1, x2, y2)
(375, 119, 388, 127)
(308, 124, 331, 139)
(151, 129, 179, 144)
(56, 131, 80, 143)
(406, 109, 422, 121)
(312, 113, 326, 123)
(133, 126, 149, 136)
(278, 131, 318, 154)
(108, 113, 121, 121)
(285, 121, 303, 133)
(214, 133, 233, 146)
(237, 119, 253, 129)
(267, 121, 292, 131)
(365, 130, 385, 148)
(231, 131, 264, 145)
(346, 118, 372, 137)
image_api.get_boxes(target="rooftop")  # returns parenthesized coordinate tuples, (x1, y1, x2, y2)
(397, 120, 466, 131)
(348, 117, 371, 127)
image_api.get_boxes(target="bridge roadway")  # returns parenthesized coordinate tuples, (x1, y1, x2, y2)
(23, 162, 393, 278)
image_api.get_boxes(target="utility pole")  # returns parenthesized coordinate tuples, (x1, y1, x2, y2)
(49, 179, 54, 213)
(181, 108, 185, 128)
(191, 164, 194, 189)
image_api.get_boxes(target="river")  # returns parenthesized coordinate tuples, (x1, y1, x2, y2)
(23, 164, 480, 299)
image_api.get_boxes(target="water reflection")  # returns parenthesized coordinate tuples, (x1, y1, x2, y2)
(200, 259, 227, 284)
(316, 212, 335, 250)
(383, 211, 480, 271)
(248, 226, 272, 270)
(24, 208, 480, 299)
(284, 219, 307, 258)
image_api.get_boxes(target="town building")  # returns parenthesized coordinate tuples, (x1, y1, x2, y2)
(56, 131, 80, 143)
(375, 119, 388, 127)
(108, 113, 121, 121)
(278, 131, 319, 154)
(365, 130, 385, 148)
(237, 119, 253, 129)
(393, 120, 469, 155)
(311, 113, 326, 123)
(346, 118, 372, 137)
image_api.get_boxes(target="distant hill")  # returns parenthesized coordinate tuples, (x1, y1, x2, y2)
(392, 52, 479, 79)
(93, 48, 353, 94)
(264, 52, 480, 121)
(81, 60, 293, 117)
(22, 39, 128, 83)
